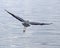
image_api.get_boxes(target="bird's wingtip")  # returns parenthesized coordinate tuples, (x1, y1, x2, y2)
(4, 9, 8, 12)
(4, 9, 11, 14)
(48, 23, 53, 25)
(50, 23, 53, 24)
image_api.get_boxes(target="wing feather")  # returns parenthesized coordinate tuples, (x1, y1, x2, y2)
(30, 22, 52, 25)
(5, 10, 25, 22)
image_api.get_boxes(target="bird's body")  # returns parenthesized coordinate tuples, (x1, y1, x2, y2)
(22, 22, 30, 27)
(5, 10, 52, 32)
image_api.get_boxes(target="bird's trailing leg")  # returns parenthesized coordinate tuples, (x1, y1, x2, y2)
(23, 26, 27, 32)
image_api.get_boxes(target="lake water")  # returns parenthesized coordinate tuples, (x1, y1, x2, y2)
(0, 0, 60, 48)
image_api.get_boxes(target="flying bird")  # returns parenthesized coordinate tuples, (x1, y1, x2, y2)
(5, 10, 52, 32)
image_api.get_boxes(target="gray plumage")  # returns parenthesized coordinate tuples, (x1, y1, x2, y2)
(5, 10, 52, 32)
(5, 10, 25, 22)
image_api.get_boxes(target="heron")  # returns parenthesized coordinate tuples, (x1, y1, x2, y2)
(5, 10, 52, 32)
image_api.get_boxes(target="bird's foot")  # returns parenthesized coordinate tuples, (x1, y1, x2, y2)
(23, 30, 26, 32)
(23, 27, 26, 32)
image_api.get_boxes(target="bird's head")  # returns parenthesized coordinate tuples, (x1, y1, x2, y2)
(26, 20, 29, 22)
(25, 20, 30, 23)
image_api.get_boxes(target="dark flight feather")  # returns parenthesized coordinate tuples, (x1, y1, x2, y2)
(30, 22, 52, 25)
(5, 10, 25, 22)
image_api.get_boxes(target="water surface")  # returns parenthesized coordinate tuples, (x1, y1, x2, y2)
(0, 0, 60, 48)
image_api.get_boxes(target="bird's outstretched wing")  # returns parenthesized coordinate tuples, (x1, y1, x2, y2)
(30, 22, 52, 25)
(5, 10, 25, 22)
